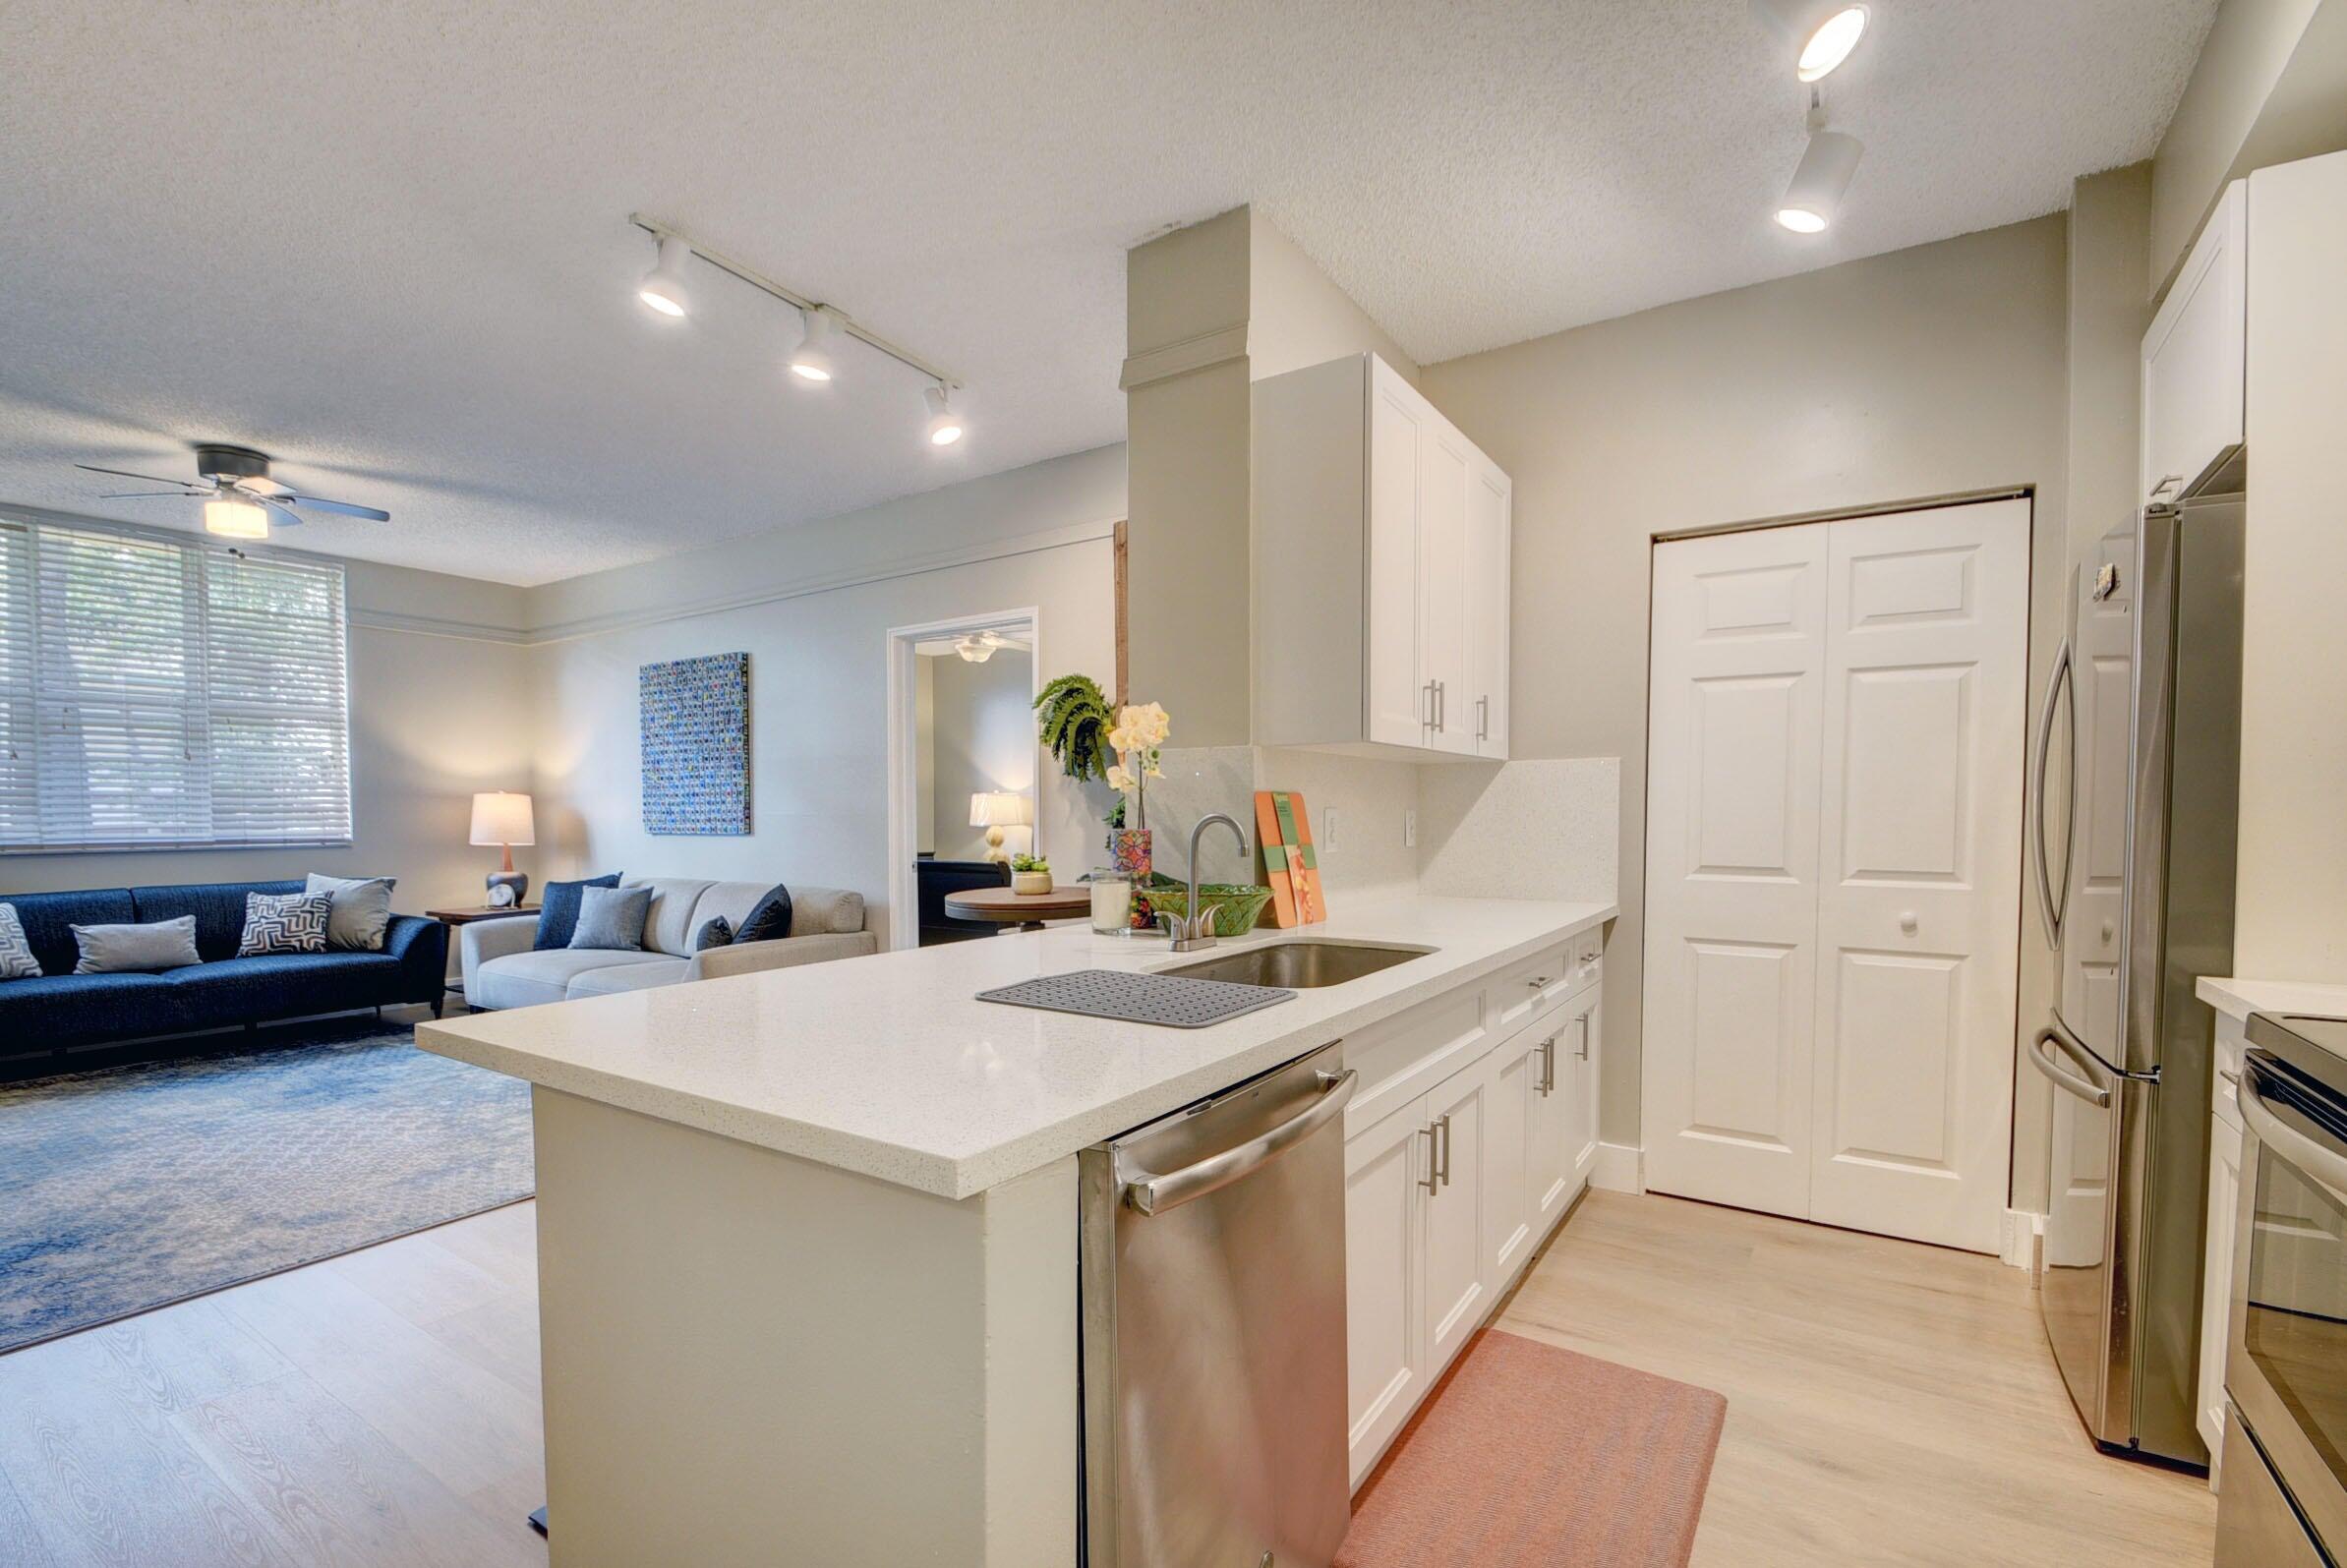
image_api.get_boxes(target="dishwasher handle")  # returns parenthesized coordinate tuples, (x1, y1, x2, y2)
(1123, 1070, 1358, 1216)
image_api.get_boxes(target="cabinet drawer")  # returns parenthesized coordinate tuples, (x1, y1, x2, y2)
(2213, 1010, 2246, 1133)
(1566, 926, 1603, 994)
(1345, 988, 1488, 1134)
(1487, 944, 1571, 1033)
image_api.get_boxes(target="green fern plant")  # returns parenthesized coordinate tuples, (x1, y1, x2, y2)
(1034, 672, 1113, 783)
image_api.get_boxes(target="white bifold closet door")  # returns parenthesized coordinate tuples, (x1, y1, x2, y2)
(1642, 499, 2028, 1253)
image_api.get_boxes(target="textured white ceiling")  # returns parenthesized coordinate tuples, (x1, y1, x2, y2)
(0, 1, 2215, 585)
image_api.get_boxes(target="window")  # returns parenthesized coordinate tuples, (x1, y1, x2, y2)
(0, 513, 351, 851)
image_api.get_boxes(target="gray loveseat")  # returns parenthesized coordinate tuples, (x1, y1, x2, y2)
(459, 877, 875, 1011)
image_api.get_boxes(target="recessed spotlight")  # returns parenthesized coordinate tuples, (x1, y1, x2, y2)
(1750, 0, 1869, 82)
(1776, 127, 1862, 233)
(637, 235, 692, 318)
(790, 307, 844, 382)
(924, 384, 966, 447)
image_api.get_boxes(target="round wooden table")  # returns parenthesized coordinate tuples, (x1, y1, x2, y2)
(942, 884, 1096, 932)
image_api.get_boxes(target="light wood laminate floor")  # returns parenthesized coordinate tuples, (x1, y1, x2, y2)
(1498, 1190, 2218, 1567)
(0, 1188, 2215, 1565)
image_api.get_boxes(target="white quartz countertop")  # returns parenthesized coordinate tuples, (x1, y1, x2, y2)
(416, 895, 1614, 1199)
(2198, 975, 2347, 1029)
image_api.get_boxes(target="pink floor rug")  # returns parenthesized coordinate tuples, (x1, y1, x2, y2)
(1337, 1328, 1728, 1568)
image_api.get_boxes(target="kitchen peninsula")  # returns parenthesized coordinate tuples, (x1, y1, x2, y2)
(418, 894, 1614, 1566)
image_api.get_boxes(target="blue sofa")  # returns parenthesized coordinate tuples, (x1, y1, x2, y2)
(0, 879, 448, 1061)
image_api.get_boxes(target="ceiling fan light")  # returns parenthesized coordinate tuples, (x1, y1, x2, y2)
(1776, 128, 1861, 233)
(637, 235, 692, 318)
(204, 494, 270, 540)
(924, 384, 966, 446)
(1749, 0, 1869, 82)
(953, 630, 1000, 663)
(789, 306, 843, 382)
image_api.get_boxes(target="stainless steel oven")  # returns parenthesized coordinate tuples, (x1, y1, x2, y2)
(2220, 1013, 2347, 1564)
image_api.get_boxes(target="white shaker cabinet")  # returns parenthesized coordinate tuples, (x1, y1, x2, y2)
(1343, 1095, 1431, 1484)
(1256, 352, 1510, 762)
(2142, 180, 2246, 501)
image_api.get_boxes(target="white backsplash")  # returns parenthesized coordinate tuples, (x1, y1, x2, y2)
(1419, 757, 1618, 902)
(1128, 747, 1617, 909)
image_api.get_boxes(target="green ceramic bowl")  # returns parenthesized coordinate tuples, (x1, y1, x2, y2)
(1139, 882, 1274, 937)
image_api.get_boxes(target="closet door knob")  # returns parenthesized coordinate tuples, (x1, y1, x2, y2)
(1898, 911, 1918, 935)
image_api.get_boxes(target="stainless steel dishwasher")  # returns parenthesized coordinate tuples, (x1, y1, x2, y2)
(1079, 1039, 1356, 1567)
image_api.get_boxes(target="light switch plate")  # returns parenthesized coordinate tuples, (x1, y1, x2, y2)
(1322, 807, 1341, 849)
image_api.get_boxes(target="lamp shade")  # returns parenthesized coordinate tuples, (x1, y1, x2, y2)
(968, 790, 1033, 830)
(469, 791, 537, 846)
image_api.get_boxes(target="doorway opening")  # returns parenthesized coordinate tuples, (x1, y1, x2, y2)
(885, 609, 1039, 950)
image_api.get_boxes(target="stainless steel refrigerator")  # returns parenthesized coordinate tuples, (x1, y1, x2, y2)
(2030, 447, 2244, 1470)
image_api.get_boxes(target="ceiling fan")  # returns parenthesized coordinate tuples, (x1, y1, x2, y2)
(77, 443, 389, 540)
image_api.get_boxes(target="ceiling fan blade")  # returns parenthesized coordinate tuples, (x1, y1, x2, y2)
(278, 493, 389, 522)
(99, 490, 195, 499)
(77, 463, 203, 491)
(260, 497, 304, 528)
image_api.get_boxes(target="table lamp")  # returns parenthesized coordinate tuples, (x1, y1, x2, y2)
(470, 791, 537, 906)
(969, 790, 1032, 863)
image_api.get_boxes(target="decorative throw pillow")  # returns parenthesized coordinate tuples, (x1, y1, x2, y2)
(733, 884, 793, 945)
(536, 873, 622, 951)
(237, 891, 334, 957)
(0, 903, 39, 981)
(569, 884, 652, 951)
(305, 872, 396, 952)
(73, 916, 203, 974)
(693, 915, 733, 952)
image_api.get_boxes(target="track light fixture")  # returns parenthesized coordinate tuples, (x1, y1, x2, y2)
(625, 215, 965, 449)
(1775, 94, 1861, 233)
(924, 384, 966, 447)
(790, 307, 844, 382)
(1749, 0, 1869, 82)
(637, 235, 692, 318)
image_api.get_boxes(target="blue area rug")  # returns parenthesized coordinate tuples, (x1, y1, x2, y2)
(0, 1018, 533, 1353)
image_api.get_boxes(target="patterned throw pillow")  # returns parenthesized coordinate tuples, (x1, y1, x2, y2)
(236, 890, 334, 957)
(0, 903, 38, 981)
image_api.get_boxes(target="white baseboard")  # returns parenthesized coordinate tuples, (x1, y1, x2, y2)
(1591, 1141, 1643, 1194)
(2001, 1208, 2044, 1271)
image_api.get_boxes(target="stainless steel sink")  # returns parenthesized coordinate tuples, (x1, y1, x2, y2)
(1159, 940, 1434, 989)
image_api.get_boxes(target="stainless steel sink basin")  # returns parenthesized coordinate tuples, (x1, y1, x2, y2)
(1159, 940, 1434, 989)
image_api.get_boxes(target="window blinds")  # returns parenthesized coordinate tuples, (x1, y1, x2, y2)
(0, 514, 351, 850)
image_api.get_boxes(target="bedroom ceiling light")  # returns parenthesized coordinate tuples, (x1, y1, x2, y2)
(204, 494, 270, 540)
(1750, 0, 1869, 82)
(954, 629, 1004, 662)
(1776, 96, 1862, 232)
(924, 384, 966, 447)
(636, 235, 693, 318)
(789, 307, 843, 382)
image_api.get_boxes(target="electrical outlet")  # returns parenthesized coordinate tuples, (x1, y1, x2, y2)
(1404, 807, 1417, 847)
(1322, 807, 1341, 849)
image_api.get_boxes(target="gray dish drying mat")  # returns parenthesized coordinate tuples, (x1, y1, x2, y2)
(975, 968, 1295, 1029)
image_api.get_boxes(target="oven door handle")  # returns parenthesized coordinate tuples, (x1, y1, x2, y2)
(1122, 1070, 1357, 1215)
(2241, 1072, 2347, 1208)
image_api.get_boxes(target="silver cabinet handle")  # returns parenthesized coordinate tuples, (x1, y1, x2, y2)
(1575, 1013, 1592, 1061)
(2030, 636, 2074, 950)
(1476, 694, 1489, 741)
(2219, 1068, 2241, 1087)
(1419, 1124, 1440, 1193)
(1124, 1070, 1358, 1214)
(1422, 680, 1436, 727)
(1535, 1035, 1555, 1095)
(1526, 974, 1552, 989)
(1435, 680, 1446, 732)
(1436, 1112, 1453, 1189)
(2026, 1026, 2109, 1108)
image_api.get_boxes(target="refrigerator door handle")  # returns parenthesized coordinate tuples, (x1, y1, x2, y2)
(2030, 1026, 2110, 1107)
(2031, 635, 2075, 949)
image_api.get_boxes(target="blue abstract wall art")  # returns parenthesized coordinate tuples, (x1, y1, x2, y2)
(640, 652, 750, 836)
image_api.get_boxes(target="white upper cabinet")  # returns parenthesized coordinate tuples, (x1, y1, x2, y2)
(1256, 352, 1511, 762)
(2142, 181, 2246, 502)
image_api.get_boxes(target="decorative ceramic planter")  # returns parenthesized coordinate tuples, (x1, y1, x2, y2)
(1110, 827, 1153, 880)
(1011, 870, 1053, 896)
